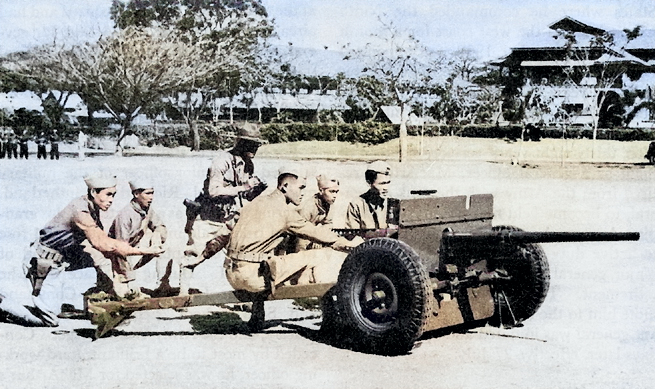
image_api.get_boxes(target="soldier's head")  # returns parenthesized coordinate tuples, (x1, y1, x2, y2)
(129, 179, 155, 210)
(84, 173, 118, 211)
(316, 174, 340, 205)
(232, 123, 265, 160)
(365, 161, 391, 199)
(277, 165, 307, 206)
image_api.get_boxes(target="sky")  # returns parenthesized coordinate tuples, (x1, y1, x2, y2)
(0, 0, 654, 61)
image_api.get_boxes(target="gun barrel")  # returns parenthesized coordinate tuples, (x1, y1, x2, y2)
(442, 230, 640, 244)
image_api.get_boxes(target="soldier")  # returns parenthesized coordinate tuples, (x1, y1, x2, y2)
(108, 179, 171, 297)
(23, 173, 163, 322)
(345, 160, 392, 229)
(6, 130, 18, 159)
(50, 130, 60, 160)
(0, 130, 6, 159)
(180, 123, 267, 296)
(18, 130, 29, 159)
(293, 173, 340, 252)
(224, 166, 362, 331)
(36, 132, 47, 159)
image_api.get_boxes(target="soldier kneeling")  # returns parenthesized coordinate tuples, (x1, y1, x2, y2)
(22, 173, 163, 325)
(224, 166, 363, 331)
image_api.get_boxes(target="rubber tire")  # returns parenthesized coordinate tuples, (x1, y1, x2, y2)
(335, 238, 431, 355)
(490, 226, 550, 327)
(649, 155, 655, 165)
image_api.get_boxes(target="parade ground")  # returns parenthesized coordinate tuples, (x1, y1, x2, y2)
(0, 137, 654, 389)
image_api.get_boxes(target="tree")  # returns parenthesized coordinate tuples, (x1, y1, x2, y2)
(112, 0, 275, 150)
(554, 26, 645, 157)
(345, 17, 444, 162)
(18, 26, 225, 148)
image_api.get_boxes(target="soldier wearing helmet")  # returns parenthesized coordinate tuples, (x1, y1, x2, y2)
(180, 123, 268, 296)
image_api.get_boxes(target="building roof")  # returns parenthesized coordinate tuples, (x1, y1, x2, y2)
(379, 106, 428, 125)
(548, 16, 606, 35)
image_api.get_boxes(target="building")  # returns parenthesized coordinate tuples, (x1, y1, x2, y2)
(495, 16, 655, 129)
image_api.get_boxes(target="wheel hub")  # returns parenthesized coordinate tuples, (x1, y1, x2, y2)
(359, 272, 398, 325)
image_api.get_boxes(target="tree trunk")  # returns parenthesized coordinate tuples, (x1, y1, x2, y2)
(115, 123, 129, 154)
(398, 104, 409, 162)
(186, 118, 200, 152)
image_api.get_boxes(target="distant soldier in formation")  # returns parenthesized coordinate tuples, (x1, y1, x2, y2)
(0, 131, 6, 159)
(109, 179, 171, 297)
(6, 130, 18, 159)
(293, 173, 340, 252)
(345, 161, 392, 229)
(180, 124, 267, 296)
(36, 132, 47, 159)
(50, 130, 60, 160)
(19, 130, 29, 159)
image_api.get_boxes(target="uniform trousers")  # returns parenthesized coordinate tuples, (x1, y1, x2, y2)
(183, 218, 231, 267)
(225, 248, 347, 293)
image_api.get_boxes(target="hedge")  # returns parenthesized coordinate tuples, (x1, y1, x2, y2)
(121, 122, 655, 149)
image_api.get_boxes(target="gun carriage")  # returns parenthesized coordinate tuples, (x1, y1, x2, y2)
(87, 193, 639, 355)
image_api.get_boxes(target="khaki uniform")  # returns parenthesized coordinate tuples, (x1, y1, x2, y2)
(345, 190, 388, 229)
(225, 189, 348, 293)
(35, 196, 118, 294)
(295, 193, 333, 251)
(183, 150, 250, 265)
(109, 200, 169, 287)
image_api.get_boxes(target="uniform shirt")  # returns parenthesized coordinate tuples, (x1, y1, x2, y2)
(39, 195, 103, 251)
(345, 190, 388, 229)
(227, 189, 341, 255)
(294, 193, 334, 251)
(203, 150, 250, 199)
(109, 200, 166, 246)
(299, 193, 333, 226)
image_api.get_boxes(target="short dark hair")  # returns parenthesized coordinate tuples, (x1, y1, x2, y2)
(277, 173, 297, 187)
(87, 188, 105, 197)
(365, 170, 379, 184)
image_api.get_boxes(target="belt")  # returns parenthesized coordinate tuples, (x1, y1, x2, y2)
(35, 242, 64, 263)
(226, 250, 273, 263)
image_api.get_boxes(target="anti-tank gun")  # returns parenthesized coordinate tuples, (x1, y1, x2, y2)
(86, 193, 639, 356)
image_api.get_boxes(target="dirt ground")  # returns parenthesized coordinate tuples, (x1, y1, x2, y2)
(1, 137, 654, 389)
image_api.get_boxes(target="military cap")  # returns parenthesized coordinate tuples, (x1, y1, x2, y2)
(316, 174, 340, 190)
(84, 172, 117, 189)
(366, 160, 391, 175)
(129, 179, 154, 192)
(237, 122, 266, 143)
(278, 165, 307, 180)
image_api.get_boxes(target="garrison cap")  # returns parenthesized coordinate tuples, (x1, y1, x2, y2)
(129, 179, 154, 192)
(366, 160, 391, 175)
(278, 165, 307, 180)
(84, 172, 117, 189)
(316, 174, 340, 190)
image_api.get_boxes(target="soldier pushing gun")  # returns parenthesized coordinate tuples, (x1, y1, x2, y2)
(180, 124, 267, 296)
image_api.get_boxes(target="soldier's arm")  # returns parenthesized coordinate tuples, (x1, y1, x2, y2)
(206, 156, 253, 198)
(74, 212, 161, 257)
(286, 208, 359, 251)
(149, 210, 168, 244)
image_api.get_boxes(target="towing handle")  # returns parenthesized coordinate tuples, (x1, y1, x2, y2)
(441, 230, 640, 245)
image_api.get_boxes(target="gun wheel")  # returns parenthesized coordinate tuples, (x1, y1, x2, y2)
(334, 238, 431, 355)
(490, 226, 550, 328)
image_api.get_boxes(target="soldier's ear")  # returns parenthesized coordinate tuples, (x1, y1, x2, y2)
(280, 183, 287, 193)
